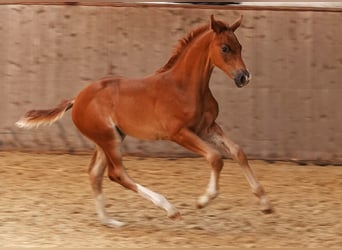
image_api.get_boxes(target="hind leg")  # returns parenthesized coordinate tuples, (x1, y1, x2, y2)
(88, 146, 126, 227)
(98, 129, 180, 222)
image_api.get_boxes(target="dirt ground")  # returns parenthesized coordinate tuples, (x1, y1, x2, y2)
(0, 152, 341, 248)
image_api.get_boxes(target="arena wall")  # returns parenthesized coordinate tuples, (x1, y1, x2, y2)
(0, 3, 341, 163)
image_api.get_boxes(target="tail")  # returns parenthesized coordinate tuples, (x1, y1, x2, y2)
(16, 99, 75, 129)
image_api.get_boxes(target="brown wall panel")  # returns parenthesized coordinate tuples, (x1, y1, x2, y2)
(0, 4, 341, 163)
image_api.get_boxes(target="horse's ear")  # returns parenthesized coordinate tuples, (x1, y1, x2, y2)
(210, 14, 227, 34)
(230, 15, 243, 32)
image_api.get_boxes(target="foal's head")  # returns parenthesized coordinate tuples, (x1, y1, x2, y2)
(209, 15, 250, 88)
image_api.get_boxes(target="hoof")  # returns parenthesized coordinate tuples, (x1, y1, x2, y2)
(168, 211, 182, 221)
(101, 218, 126, 228)
(196, 203, 205, 209)
(262, 207, 274, 214)
(260, 197, 274, 214)
(197, 192, 218, 209)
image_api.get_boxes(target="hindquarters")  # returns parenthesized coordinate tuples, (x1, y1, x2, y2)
(72, 78, 135, 190)
(71, 77, 120, 144)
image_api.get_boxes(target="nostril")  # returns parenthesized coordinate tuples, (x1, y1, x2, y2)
(239, 75, 245, 84)
(240, 74, 247, 84)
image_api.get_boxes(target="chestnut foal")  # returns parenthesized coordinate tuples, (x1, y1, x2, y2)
(16, 15, 273, 227)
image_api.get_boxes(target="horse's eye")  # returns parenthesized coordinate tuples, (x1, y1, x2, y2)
(221, 45, 230, 53)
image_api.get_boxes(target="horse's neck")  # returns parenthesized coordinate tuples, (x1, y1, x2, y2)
(170, 33, 214, 95)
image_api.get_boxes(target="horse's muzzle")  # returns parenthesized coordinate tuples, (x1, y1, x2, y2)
(234, 69, 250, 88)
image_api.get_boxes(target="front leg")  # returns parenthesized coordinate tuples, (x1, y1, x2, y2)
(171, 128, 223, 209)
(208, 123, 273, 214)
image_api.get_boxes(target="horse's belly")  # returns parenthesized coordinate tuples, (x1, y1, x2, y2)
(116, 121, 167, 140)
(114, 108, 168, 140)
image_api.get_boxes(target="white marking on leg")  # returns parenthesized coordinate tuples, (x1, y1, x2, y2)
(197, 171, 218, 208)
(207, 171, 218, 195)
(136, 184, 180, 219)
(95, 194, 125, 227)
(95, 193, 106, 219)
(90, 148, 126, 227)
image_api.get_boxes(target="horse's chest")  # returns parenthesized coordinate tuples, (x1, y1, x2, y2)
(184, 96, 219, 131)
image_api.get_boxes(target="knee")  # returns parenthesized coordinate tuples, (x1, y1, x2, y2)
(108, 170, 122, 183)
(107, 167, 121, 182)
(230, 143, 241, 156)
(231, 144, 247, 162)
(108, 174, 117, 182)
(107, 168, 136, 191)
(207, 151, 223, 171)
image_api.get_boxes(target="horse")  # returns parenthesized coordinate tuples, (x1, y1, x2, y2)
(16, 14, 273, 227)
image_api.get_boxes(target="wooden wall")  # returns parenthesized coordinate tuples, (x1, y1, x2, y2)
(0, 3, 341, 163)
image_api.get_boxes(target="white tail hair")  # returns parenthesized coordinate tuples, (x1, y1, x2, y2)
(16, 99, 74, 129)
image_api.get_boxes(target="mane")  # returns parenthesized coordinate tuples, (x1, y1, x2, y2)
(156, 24, 210, 73)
